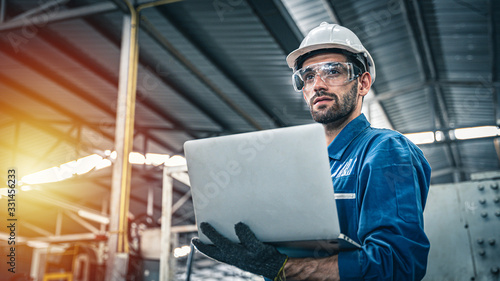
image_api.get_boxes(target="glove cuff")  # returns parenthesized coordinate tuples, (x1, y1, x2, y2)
(273, 257, 289, 281)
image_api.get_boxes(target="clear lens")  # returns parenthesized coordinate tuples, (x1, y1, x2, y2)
(292, 62, 359, 92)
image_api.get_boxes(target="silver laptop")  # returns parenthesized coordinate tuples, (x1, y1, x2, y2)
(184, 123, 360, 257)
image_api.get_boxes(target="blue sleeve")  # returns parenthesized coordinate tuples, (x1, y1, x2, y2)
(338, 135, 431, 281)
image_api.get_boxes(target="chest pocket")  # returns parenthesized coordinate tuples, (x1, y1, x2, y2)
(332, 175, 358, 239)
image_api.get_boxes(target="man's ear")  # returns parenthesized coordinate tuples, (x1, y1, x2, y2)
(358, 72, 372, 97)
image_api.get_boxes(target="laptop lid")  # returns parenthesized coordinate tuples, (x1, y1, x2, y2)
(184, 123, 359, 254)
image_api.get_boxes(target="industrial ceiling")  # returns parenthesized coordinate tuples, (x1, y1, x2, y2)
(0, 0, 499, 276)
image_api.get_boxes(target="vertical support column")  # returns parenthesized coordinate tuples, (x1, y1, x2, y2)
(147, 186, 154, 218)
(106, 4, 140, 280)
(160, 167, 173, 281)
(97, 196, 108, 266)
(0, 0, 5, 23)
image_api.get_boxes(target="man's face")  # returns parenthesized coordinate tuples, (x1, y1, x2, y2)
(301, 53, 359, 124)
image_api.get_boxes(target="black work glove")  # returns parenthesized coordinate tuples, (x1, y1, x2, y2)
(192, 222, 288, 280)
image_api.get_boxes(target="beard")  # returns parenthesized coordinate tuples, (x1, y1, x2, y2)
(308, 81, 358, 124)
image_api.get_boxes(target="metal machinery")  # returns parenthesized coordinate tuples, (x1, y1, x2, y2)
(32, 244, 105, 281)
(424, 172, 500, 281)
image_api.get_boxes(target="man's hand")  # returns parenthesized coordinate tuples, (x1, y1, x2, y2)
(192, 222, 288, 280)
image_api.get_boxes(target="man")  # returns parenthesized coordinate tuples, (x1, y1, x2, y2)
(193, 22, 431, 281)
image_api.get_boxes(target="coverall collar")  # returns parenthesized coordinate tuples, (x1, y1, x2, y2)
(327, 113, 371, 160)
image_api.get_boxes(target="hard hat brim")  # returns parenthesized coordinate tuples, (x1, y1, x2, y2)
(287, 43, 363, 68)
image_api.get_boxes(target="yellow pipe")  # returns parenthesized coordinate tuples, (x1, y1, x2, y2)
(117, 0, 185, 253)
(115, 0, 184, 255)
(117, 0, 139, 254)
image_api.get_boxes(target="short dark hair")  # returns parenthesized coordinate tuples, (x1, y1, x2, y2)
(295, 48, 367, 75)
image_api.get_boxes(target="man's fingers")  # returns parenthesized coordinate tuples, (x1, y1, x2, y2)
(234, 222, 265, 252)
(199, 222, 234, 251)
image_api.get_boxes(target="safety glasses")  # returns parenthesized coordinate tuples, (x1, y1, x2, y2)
(292, 61, 361, 92)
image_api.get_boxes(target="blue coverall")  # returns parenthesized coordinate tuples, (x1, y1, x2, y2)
(332, 114, 431, 280)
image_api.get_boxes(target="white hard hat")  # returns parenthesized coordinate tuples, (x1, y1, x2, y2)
(286, 22, 376, 83)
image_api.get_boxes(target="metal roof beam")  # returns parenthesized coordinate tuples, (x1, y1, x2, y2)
(0, 100, 91, 148)
(245, 0, 303, 55)
(320, 0, 341, 24)
(35, 119, 223, 134)
(9, 0, 69, 21)
(0, 0, 5, 23)
(0, 2, 117, 32)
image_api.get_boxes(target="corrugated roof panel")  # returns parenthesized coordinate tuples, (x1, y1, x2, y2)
(421, 144, 452, 171)
(140, 7, 276, 130)
(48, 17, 122, 76)
(458, 138, 499, 173)
(281, 0, 333, 35)
(155, 0, 312, 126)
(0, 83, 69, 122)
(442, 85, 495, 128)
(149, 130, 192, 154)
(0, 52, 111, 123)
(381, 88, 434, 133)
(421, 0, 491, 81)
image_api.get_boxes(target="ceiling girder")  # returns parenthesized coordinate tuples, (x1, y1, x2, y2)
(0, 1, 117, 32)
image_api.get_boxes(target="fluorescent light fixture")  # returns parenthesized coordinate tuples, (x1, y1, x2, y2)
(173, 245, 191, 258)
(454, 126, 500, 140)
(21, 154, 107, 184)
(110, 151, 117, 160)
(21, 167, 63, 185)
(78, 210, 110, 225)
(129, 152, 146, 164)
(104, 150, 112, 156)
(27, 241, 50, 248)
(76, 154, 103, 175)
(145, 153, 170, 166)
(95, 158, 112, 170)
(404, 131, 435, 145)
(165, 155, 186, 167)
(435, 131, 445, 142)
